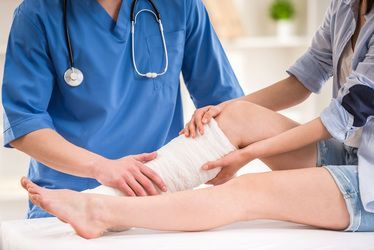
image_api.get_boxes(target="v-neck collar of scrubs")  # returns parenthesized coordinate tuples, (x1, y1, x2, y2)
(84, 0, 131, 42)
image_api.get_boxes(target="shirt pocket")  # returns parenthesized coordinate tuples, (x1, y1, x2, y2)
(146, 30, 185, 91)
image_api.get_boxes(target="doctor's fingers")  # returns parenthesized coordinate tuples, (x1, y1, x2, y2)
(118, 182, 136, 197)
(139, 165, 167, 192)
(194, 109, 207, 135)
(188, 120, 198, 138)
(202, 107, 221, 124)
(125, 176, 148, 196)
(133, 152, 158, 163)
(133, 170, 159, 195)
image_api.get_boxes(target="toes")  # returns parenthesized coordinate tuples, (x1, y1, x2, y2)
(21, 177, 42, 195)
(29, 193, 42, 207)
(24, 180, 43, 195)
(20, 177, 28, 190)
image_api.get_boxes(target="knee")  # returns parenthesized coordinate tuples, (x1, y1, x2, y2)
(216, 101, 260, 128)
(215, 101, 258, 146)
(217, 101, 248, 122)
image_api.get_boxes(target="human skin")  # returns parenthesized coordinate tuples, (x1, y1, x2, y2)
(10, 1, 310, 197)
(11, 0, 167, 197)
(21, 100, 349, 239)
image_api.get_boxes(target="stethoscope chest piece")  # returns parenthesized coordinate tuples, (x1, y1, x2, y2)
(64, 67, 84, 87)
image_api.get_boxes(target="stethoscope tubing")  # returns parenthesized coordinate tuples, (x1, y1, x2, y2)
(63, 0, 74, 69)
(63, 0, 168, 86)
(131, 9, 169, 78)
(131, 0, 161, 21)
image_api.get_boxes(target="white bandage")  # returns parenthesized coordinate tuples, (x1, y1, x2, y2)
(83, 119, 236, 195)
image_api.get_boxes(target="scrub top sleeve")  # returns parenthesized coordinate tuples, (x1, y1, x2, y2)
(2, 8, 55, 148)
(320, 36, 374, 142)
(181, 0, 243, 109)
(286, 0, 335, 94)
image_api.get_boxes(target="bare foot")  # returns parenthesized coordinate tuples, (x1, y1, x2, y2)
(20, 177, 114, 239)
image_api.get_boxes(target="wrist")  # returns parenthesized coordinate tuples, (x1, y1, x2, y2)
(88, 155, 110, 179)
(241, 144, 259, 160)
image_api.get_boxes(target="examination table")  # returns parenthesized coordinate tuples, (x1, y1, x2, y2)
(1, 218, 374, 250)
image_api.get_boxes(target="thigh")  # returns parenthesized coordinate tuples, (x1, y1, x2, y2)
(233, 167, 350, 230)
(217, 101, 317, 171)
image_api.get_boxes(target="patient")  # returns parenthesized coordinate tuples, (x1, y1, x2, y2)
(21, 101, 350, 238)
(22, 0, 374, 239)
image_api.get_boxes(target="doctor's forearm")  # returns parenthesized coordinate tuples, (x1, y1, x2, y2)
(11, 129, 106, 178)
(239, 75, 311, 111)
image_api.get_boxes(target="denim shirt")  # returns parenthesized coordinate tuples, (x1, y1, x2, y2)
(287, 0, 374, 213)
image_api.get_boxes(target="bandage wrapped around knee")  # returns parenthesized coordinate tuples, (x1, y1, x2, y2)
(83, 119, 236, 195)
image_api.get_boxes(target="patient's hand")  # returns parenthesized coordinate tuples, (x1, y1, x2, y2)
(94, 152, 167, 196)
(202, 150, 252, 185)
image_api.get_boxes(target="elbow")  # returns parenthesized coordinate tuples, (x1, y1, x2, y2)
(8, 137, 24, 150)
(299, 88, 312, 103)
(290, 75, 312, 105)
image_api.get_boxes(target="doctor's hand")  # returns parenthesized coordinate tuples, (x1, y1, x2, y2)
(202, 150, 252, 186)
(180, 103, 227, 138)
(95, 152, 167, 196)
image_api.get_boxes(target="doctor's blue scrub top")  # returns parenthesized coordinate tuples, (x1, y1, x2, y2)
(2, 0, 243, 218)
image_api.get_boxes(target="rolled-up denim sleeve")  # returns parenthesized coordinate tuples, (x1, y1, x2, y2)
(287, 0, 335, 93)
(320, 35, 374, 142)
(2, 7, 55, 147)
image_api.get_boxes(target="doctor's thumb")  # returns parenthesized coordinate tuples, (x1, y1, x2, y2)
(134, 152, 158, 163)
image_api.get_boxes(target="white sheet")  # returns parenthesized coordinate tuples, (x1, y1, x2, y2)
(1, 218, 374, 250)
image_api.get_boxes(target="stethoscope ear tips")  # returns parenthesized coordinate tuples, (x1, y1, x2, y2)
(64, 67, 84, 87)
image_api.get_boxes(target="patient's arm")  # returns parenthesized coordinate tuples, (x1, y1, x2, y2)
(246, 118, 331, 158)
(241, 75, 311, 111)
(203, 118, 331, 174)
(182, 75, 311, 137)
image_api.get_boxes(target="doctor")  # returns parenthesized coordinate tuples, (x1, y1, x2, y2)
(2, 0, 243, 218)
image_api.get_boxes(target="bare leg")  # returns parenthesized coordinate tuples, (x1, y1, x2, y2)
(216, 101, 317, 170)
(20, 101, 349, 239)
(21, 167, 349, 239)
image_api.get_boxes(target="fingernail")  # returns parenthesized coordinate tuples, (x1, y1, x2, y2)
(202, 119, 207, 123)
(162, 186, 167, 192)
(202, 165, 208, 170)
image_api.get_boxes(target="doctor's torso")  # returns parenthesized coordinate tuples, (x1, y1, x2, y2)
(23, 0, 186, 158)
(2, 0, 242, 215)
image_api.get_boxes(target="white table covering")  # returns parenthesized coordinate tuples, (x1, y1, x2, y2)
(1, 218, 374, 250)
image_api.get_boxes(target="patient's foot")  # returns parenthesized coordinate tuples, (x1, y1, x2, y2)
(21, 177, 113, 239)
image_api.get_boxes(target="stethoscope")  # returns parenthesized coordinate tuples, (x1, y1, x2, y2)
(63, 0, 169, 87)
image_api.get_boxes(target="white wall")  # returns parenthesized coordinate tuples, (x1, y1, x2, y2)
(0, 0, 29, 222)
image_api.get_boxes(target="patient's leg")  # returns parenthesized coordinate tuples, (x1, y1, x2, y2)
(84, 118, 237, 196)
(22, 167, 349, 239)
(85, 101, 317, 196)
(22, 102, 344, 239)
